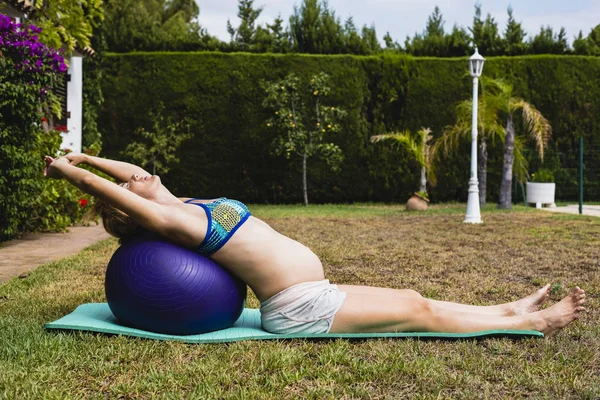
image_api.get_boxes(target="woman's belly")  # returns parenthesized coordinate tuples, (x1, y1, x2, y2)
(211, 217, 325, 301)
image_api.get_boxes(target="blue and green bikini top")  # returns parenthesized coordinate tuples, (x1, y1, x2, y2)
(185, 197, 251, 256)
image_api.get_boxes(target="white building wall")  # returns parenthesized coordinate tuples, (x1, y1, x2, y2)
(61, 56, 83, 153)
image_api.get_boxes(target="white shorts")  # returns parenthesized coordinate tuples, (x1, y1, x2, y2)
(260, 280, 347, 334)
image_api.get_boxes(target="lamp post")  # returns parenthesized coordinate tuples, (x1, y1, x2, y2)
(464, 47, 485, 224)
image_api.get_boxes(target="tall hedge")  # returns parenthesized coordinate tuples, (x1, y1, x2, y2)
(98, 53, 600, 203)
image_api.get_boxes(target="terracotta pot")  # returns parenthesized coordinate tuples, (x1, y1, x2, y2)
(406, 193, 429, 211)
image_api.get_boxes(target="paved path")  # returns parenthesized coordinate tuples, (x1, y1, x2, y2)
(541, 204, 600, 217)
(0, 224, 110, 284)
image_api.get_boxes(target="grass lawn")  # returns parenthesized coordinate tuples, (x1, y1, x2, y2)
(1, 204, 598, 399)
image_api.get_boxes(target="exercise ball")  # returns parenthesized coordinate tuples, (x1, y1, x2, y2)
(105, 238, 247, 335)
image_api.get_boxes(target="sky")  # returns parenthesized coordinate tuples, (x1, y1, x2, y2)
(196, 0, 600, 47)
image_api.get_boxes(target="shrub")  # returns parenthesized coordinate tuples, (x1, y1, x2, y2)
(531, 168, 555, 183)
(0, 14, 84, 241)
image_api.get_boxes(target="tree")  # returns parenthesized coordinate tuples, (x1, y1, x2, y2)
(421, 6, 447, 56)
(425, 6, 445, 37)
(529, 26, 569, 54)
(343, 17, 366, 54)
(266, 15, 291, 53)
(405, 6, 447, 57)
(227, 0, 264, 51)
(503, 6, 527, 56)
(573, 25, 600, 55)
(588, 24, 600, 53)
(104, 0, 211, 52)
(289, 0, 377, 55)
(573, 31, 591, 55)
(361, 24, 381, 54)
(371, 128, 436, 197)
(27, 0, 103, 56)
(163, 0, 199, 22)
(404, 7, 470, 57)
(319, 4, 344, 53)
(495, 80, 551, 209)
(383, 32, 400, 51)
(446, 25, 471, 57)
(262, 73, 346, 205)
(434, 77, 551, 208)
(289, 0, 323, 53)
(470, 3, 503, 56)
(434, 84, 504, 207)
(122, 103, 192, 175)
(289, 0, 354, 54)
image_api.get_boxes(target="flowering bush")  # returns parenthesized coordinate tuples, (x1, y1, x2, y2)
(0, 14, 67, 116)
(0, 15, 67, 71)
(0, 13, 71, 241)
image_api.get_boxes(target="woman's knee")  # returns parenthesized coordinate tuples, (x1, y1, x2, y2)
(410, 297, 438, 327)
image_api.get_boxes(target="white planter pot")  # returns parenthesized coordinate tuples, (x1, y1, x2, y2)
(526, 182, 556, 208)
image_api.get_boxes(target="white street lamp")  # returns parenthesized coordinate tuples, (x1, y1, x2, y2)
(464, 47, 485, 224)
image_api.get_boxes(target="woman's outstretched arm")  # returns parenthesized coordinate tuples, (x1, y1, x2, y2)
(45, 156, 170, 235)
(65, 153, 150, 183)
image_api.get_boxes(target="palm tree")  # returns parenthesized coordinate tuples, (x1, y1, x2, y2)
(433, 77, 551, 208)
(492, 79, 551, 209)
(371, 127, 436, 197)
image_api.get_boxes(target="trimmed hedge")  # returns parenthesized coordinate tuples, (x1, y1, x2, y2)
(98, 53, 600, 203)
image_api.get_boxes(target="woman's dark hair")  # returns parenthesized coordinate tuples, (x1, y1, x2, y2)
(84, 199, 141, 244)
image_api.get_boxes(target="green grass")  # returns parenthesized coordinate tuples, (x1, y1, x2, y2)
(249, 202, 542, 218)
(1, 204, 599, 399)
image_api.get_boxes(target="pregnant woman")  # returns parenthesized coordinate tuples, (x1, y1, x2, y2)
(44, 154, 586, 337)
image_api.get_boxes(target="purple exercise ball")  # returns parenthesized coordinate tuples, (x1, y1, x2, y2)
(105, 238, 247, 335)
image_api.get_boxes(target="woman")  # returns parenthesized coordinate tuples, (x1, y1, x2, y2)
(44, 154, 586, 337)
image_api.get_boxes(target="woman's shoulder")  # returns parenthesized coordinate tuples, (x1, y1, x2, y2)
(158, 200, 210, 247)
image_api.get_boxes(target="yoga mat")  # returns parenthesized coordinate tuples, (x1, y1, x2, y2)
(45, 303, 544, 343)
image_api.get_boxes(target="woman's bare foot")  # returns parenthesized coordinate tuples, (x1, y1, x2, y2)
(511, 284, 551, 315)
(538, 287, 586, 337)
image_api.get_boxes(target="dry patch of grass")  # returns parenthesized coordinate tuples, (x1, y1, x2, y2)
(0, 206, 598, 399)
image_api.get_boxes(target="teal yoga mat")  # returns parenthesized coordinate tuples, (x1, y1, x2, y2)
(45, 303, 544, 343)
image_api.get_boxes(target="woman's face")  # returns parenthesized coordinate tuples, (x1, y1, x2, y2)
(121, 174, 162, 199)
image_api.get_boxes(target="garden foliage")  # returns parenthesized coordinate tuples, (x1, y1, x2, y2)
(103, 0, 215, 52)
(28, 0, 103, 56)
(122, 102, 192, 175)
(101, 0, 600, 57)
(98, 52, 600, 204)
(262, 72, 346, 205)
(0, 15, 92, 241)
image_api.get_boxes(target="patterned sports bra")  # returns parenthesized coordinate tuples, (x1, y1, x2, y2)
(185, 197, 251, 256)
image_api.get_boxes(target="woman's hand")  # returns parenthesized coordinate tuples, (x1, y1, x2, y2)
(64, 153, 88, 166)
(43, 156, 71, 179)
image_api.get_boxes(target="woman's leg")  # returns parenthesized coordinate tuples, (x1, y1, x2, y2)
(338, 284, 551, 317)
(329, 287, 585, 337)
